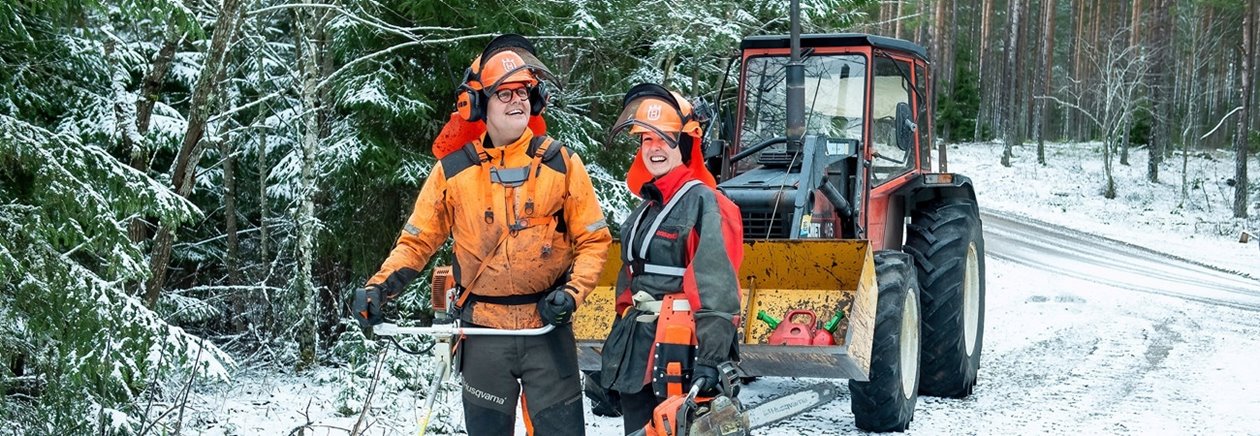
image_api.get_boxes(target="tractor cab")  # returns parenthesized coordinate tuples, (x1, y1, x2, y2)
(715, 34, 933, 248)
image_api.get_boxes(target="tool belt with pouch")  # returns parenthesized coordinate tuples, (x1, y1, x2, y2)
(635, 291, 697, 398)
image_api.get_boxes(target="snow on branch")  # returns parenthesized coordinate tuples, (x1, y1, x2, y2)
(1202, 106, 1244, 140)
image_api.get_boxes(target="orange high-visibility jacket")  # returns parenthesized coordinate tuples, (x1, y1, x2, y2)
(367, 129, 612, 329)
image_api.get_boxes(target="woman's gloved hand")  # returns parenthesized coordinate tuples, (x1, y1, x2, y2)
(692, 363, 722, 396)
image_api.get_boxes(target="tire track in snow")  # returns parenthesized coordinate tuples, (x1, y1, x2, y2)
(982, 211, 1260, 311)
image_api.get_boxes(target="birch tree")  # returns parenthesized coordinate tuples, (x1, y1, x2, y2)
(1042, 29, 1151, 198)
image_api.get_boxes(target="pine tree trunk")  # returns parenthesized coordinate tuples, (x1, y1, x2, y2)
(1130, 0, 1144, 46)
(1123, 0, 1139, 167)
(1071, 0, 1085, 141)
(1088, 0, 1102, 142)
(943, 0, 957, 99)
(1182, 19, 1201, 205)
(1017, 0, 1031, 146)
(1235, 0, 1255, 218)
(1037, 0, 1056, 165)
(145, 0, 242, 307)
(1148, 0, 1175, 182)
(895, 0, 906, 39)
(976, 0, 994, 141)
(1001, 0, 1023, 167)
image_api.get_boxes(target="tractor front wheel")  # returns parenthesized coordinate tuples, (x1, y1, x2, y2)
(850, 251, 920, 432)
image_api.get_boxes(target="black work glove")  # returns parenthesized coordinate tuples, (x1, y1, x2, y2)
(537, 288, 577, 325)
(693, 363, 722, 397)
(351, 286, 386, 328)
(583, 371, 622, 417)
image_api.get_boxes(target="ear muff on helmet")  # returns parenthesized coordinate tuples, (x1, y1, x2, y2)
(457, 78, 547, 122)
(529, 80, 549, 116)
(678, 132, 695, 164)
(456, 67, 487, 122)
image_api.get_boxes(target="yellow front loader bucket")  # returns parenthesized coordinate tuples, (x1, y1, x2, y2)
(574, 240, 878, 380)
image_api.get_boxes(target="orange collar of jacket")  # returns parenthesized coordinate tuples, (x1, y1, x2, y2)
(476, 128, 535, 162)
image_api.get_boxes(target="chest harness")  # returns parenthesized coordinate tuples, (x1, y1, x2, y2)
(447, 136, 570, 309)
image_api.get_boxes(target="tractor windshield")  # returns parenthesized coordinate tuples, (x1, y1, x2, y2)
(738, 54, 868, 172)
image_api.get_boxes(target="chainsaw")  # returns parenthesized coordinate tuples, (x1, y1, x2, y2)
(630, 363, 838, 436)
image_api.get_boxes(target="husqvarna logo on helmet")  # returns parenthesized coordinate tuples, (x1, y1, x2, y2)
(501, 57, 518, 71)
(646, 104, 662, 121)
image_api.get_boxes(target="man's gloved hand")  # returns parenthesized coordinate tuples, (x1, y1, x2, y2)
(693, 363, 722, 397)
(537, 288, 577, 325)
(351, 286, 386, 328)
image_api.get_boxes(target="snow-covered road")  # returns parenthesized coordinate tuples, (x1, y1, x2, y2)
(733, 210, 1260, 435)
(982, 210, 1260, 311)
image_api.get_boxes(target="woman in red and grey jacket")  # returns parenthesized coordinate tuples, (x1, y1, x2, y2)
(596, 84, 744, 434)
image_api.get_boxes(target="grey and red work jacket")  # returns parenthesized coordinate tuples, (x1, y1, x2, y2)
(598, 166, 743, 394)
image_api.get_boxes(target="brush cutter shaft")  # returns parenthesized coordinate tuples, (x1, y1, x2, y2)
(374, 323, 555, 337)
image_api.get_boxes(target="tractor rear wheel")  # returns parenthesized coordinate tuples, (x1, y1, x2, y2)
(850, 251, 920, 432)
(905, 197, 986, 398)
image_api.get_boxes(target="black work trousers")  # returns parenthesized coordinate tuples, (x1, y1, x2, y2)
(618, 385, 662, 435)
(460, 323, 584, 436)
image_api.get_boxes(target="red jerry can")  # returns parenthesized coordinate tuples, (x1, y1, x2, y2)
(767, 310, 817, 346)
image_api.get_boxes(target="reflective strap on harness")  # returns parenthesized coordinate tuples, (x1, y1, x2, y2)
(626, 180, 703, 263)
(637, 180, 703, 261)
(642, 264, 686, 277)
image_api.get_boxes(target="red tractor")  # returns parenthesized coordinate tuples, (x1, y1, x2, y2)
(715, 30, 986, 431)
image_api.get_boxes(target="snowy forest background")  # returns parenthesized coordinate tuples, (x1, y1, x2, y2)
(1, 0, 1257, 433)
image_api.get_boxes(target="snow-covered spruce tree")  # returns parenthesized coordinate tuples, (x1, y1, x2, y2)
(0, 1, 232, 433)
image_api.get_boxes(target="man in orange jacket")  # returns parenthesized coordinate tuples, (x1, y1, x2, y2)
(352, 34, 611, 435)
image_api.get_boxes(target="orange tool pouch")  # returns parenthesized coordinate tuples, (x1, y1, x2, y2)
(650, 293, 697, 399)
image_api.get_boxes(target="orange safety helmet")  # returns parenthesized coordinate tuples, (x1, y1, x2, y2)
(609, 84, 715, 196)
(454, 34, 554, 123)
(435, 34, 554, 158)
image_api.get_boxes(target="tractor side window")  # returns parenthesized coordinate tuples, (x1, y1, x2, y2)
(737, 55, 867, 175)
(915, 63, 931, 171)
(870, 57, 914, 186)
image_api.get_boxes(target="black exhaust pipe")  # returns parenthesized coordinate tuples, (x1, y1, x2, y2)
(786, 0, 805, 153)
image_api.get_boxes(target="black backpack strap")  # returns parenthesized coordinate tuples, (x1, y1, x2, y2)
(440, 143, 487, 179)
(528, 135, 569, 175)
